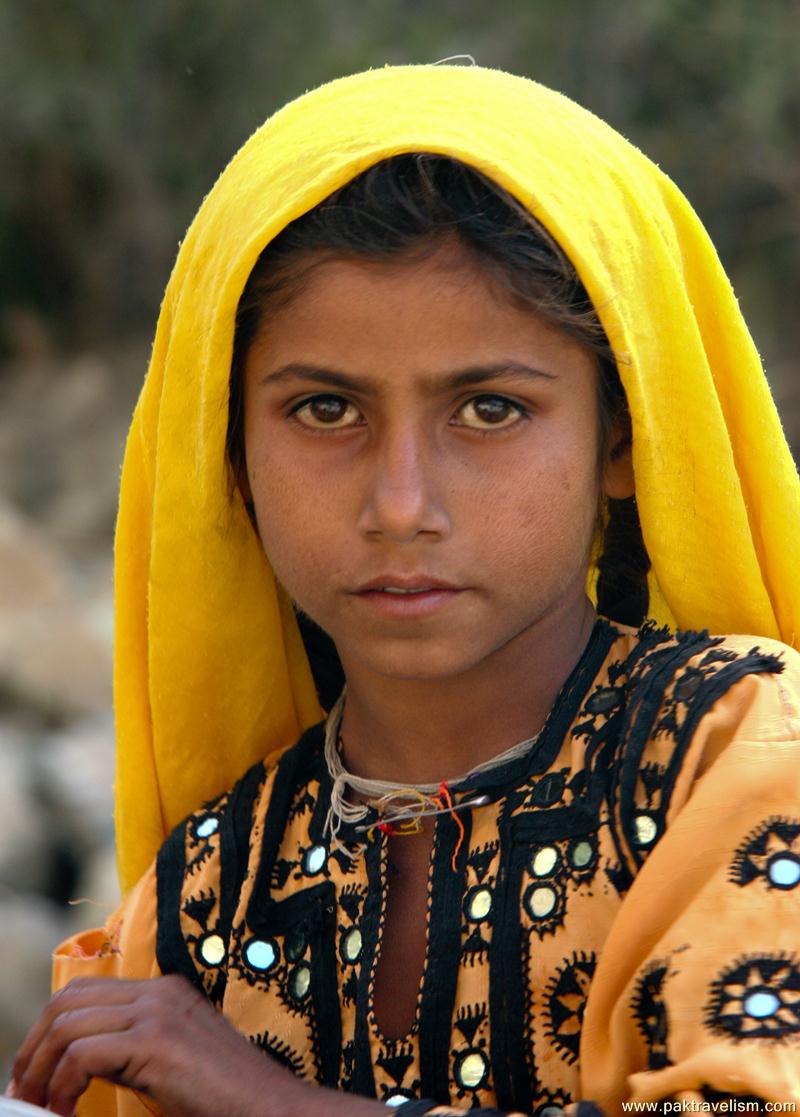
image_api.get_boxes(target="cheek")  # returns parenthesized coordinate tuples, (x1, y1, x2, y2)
(246, 452, 349, 599)
(474, 448, 600, 576)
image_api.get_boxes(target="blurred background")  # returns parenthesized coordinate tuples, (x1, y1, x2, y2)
(1, 0, 798, 1081)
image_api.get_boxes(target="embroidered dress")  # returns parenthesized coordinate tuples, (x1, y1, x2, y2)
(54, 620, 800, 1114)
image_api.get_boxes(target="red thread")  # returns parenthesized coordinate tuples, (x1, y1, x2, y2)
(435, 781, 465, 872)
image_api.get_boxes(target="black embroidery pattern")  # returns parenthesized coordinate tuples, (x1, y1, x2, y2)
(571, 625, 668, 762)
(572, 679, 626, 745)
(183, 890, 216, 931)
(544, 953, 597, 1066)
(183, 891, 227, 1003)
(520, 767, 570, 811)
(296, 839, 331, 881)
(460, 841, 500, 966)
(154, 621, 792, 1114)
(228, 920, 284, 993)
(155, 760, 267, 998)
(341, 1039, 356, 1091)
(454, 1003, 488, 1047)
(289, 787, 315, 821)
(375, 1040, 421, 1105)
(613, 630, 722, 868)
(652, 646, 738, 739)
(450, 1003, 493, 1106)
(603, 860, 630, 898)
(610, 631, 784, 876)
(451, 1023, 492, 1104)
(186, 791, 228, 875)
(706, 955, 800, 1041)
(632, 963, 671, 1070)
(338, 883, 367, 986)
(521, 827, 600, 942)
(568, 623, 674, 892)
(251, 1031, 306, 1075)
(178, 791, 233, 1003)
(228, 916, 317, 1041)
(731, 818, 800, 892)
(522, 878, 567, 939)
(273, 857, 295, 890)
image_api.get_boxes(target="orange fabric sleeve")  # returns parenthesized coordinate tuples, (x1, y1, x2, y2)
(580, 664, 800, 1111)
(51, 862, 165, 1117)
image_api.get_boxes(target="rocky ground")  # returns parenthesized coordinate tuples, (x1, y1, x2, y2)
(0, 345, 142, 1081)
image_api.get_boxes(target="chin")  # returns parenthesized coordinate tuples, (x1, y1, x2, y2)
(351, 639, 492, 682)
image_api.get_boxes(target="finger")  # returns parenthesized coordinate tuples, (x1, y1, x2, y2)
(15, 1005, 135, 1110)
(45, 1032, 145, 1117)
(13, 978, 148, 1082)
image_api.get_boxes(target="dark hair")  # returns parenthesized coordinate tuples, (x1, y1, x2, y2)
(226, 154, 649, 709)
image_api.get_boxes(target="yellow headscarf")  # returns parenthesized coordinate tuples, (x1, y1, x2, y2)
(114, 64, 800, 893)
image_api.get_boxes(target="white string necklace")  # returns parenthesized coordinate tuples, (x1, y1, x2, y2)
(323, 685, 543, 857)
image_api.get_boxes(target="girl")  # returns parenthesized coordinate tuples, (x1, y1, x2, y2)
(9, 63, 800, 1117)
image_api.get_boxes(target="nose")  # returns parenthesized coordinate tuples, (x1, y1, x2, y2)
(357, 423, 450, 542)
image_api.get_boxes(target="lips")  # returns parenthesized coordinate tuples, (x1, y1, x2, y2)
(353, 574, 463, 593)
(351, 576, 467, 619)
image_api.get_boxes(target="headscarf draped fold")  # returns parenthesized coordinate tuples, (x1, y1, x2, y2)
(114, 64, 800, 893)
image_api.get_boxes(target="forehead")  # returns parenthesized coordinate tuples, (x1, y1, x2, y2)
(246, 240, 597, 388)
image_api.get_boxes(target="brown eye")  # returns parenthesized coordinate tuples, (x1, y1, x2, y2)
(457, 395, 526, 430)
(292, 395, 361, 429)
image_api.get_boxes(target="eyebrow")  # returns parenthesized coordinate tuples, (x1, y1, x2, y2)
(258, 361, 558, 393)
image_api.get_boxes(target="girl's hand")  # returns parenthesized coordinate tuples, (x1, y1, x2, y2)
(10, 974, 297, 1117)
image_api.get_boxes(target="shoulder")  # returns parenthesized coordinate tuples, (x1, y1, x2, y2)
(162, 720, 327, 859)
(627, 624, 798, 747)
(153, 721, 326, 994)
(592, 620, 799, 871)
(600, 619, 798, 743)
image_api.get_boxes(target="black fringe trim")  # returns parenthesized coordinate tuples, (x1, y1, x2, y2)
(155, 817, 205, 989)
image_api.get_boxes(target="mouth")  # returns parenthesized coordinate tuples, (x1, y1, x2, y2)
(353, 574, 463, 593)
(363, 586, 450, 595)
(351, 578, 467, 618)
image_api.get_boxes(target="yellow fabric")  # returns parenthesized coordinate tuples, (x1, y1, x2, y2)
(114, 62, 800, 894)
(52, 867, 164, 1117)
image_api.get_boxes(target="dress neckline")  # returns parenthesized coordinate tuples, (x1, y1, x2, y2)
(320, 616, 621, 847)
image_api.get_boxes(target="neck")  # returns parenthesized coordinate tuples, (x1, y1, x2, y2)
(336, 595, 597, 786)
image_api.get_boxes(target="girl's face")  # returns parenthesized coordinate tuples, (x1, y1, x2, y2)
(241, 239, 633, 681)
